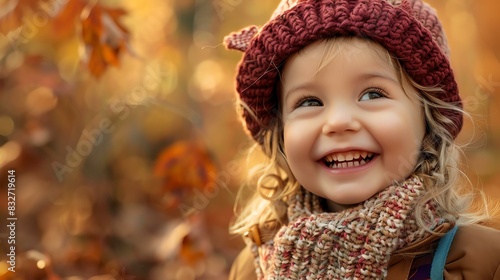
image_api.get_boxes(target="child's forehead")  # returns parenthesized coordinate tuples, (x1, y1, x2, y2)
(295, 38, 390, 63)
(283, 38, 395, 78)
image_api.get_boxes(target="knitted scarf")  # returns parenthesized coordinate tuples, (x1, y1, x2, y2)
(251, 176, 451, 279)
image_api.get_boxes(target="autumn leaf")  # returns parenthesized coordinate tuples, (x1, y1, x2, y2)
(179, 234, 206, 265)
(80, 2, 130, 78)
(0, 0, 40, 34)
(50, 0, 85, 37)
(153, 140, 218, 209)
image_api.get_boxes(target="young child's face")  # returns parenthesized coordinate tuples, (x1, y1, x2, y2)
(280, 38, 425, 211)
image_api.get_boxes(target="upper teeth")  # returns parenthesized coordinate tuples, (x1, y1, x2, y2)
(325, 151, 373, 163)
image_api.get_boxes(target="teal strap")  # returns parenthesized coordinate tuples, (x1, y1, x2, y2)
(430, 226, 459, 280)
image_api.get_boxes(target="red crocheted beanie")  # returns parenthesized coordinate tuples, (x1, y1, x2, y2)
(224, 0, 462, 142)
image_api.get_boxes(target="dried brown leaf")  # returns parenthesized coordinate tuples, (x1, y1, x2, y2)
(153, 140, 218, 209)
(80, 3, 130, 78)
(0, 0, 56, 34)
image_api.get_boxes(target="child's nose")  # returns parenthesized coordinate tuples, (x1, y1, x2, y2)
(321, 105, 361, 135)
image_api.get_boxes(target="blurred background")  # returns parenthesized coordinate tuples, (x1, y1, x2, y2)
(0, 0, 499, 279)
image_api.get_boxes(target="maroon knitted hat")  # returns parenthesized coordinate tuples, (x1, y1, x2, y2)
(224, 0, 462, 142)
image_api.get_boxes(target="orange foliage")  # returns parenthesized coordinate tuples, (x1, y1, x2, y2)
(0, 0, 130, 78)
(179, 235, 206, 265)
(154, 140, 218, 209)
(51, 0, 86, 37)
(81, 3, 131, 77)
(0, 0, 40, 34)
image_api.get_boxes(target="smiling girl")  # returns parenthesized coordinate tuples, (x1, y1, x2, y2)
(224, 0, 500, 279)
(281, 38, 425, 212)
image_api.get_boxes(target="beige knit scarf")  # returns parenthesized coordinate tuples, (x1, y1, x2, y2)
(251, 176, 451, 279)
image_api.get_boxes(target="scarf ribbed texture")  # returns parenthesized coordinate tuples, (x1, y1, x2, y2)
(251, 176, 450, 279)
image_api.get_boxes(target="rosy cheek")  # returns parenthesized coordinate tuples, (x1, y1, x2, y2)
(376, 113, 417, 139)
(283, 123, 300, 142)
(283, 123, 307, 157)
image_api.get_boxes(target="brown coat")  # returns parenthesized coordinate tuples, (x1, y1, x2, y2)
(229, 224, 500, 279)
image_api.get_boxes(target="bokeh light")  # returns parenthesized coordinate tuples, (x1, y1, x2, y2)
(0, 115, 14, 136)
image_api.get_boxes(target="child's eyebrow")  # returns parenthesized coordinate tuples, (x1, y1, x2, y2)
(284, 82, 321, 98)
(356, 71, 399, 85)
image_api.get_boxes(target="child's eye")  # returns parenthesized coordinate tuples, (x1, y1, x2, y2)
(359, 88, 387, 101)
(296, 97, 323, 108)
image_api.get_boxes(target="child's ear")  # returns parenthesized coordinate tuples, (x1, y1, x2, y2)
(223, 26, 259, 52)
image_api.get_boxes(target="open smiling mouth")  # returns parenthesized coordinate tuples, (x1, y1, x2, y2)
(322, 151, 377, 169)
